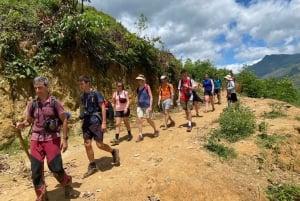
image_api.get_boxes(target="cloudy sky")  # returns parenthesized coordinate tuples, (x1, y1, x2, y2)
(88, 0, 300, 72)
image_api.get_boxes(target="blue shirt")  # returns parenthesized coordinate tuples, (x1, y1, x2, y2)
(81, 90, 104, 124)
(202, 79, 213, 92)
(137, 85, 150, 108)
(213, 78, 222, 89)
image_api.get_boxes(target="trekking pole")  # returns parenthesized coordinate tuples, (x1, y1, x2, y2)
(12, 124, 31, 160)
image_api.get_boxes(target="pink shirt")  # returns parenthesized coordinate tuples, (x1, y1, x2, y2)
(113, 90, 128, 111)
(27, 96, 65, 141)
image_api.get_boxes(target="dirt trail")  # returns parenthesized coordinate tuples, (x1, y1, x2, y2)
(1, 94, 300, 201)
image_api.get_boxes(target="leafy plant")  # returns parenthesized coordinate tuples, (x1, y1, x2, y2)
(204, 138, 237, 160)
(258, 121, 268, 133)
(295, 116, 300, 121)
(218, 103, 256, 142)
(266, 184, 300, 201)
(262, 103, 287, 119)
(256, 133, 286, 154)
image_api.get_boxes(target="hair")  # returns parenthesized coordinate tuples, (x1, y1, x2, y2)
(180, 69, 187, 74)
(117, 81, 125, 90)
(78, 75, 91, 83)
(33, 77, 49, 86)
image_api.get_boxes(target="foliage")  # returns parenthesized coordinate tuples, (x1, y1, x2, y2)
(236, 69, 300, 106)
(256, 133, 286, 154)
(218, 103, 256, 142)
(204, 137, 237, 160)
(295, 116, 300, 121)
(258, 121, 268, 133)
(266, 184, 300, 201)
(261, 103, 287, 119)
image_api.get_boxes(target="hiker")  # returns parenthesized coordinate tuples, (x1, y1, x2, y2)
(78, 75, 120, 178)
(225, 74, 238, 107)
(213, 73, 222, 104)
(15, 76, 75, 201)
(136, 74, 159, 142)
(192, 81, 203, 117)
(110, 81, 132, 145)
(178, 69, 198, 132)
(157, 75, 175, 130)
(202, 73, 215, 112)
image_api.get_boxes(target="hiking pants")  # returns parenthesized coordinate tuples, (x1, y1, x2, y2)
(30, 138, 70, 200)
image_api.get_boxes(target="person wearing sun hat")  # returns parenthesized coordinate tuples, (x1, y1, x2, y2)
(224, 74, 237, 108)
(135, 74, 159, 142)
(158, 75, 175, 130)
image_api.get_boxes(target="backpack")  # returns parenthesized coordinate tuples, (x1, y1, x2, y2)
(80, 90, 114, 121)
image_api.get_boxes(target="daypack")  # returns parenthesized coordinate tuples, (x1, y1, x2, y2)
(179, 78, 193, 99)
(80, 90, 114, 121)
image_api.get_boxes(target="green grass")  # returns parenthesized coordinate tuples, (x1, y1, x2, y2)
(0, 137, 30, 154)
(266, 184, 300, 201)
(256, 133, 287, 154)
(204, 139, 237, 160)
(262, 111, 287, 119)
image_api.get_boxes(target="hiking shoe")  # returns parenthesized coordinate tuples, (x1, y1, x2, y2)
(169, 121, 175, 127)
(82, 164, 97, 179)
(162, 125, 168, 130)
(153, 130, 159, 137)
(64, 176, 73, 198)
(112, 149, 120, 166)
(110, 138, 119, 145)
(187, 126, 192, 132)
(127, 134, 133, 141)
(136, 135, 144, 142)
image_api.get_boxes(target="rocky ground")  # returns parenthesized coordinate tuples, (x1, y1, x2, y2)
(1, 94, 300, 201)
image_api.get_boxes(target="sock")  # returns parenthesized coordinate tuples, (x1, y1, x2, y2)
(188, 121, 192, 127)
(128, 131, 132, 135)
(115, 134, 119, 140)
(90, 161, 96, 167)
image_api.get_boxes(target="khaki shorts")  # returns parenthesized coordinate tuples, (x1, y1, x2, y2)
(137, 107, 152, 118)
(180, 100, 193, 110)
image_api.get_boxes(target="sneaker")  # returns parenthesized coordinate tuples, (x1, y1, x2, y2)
(127, 134, 133, 141)
(136, 135, 144, 142)
(112, 149, 120, 166)
(187, 126, 192, 132)
(153, 130, 159, 137)
(110, 138, 119, 145)
(82, 164, 97, 179)
(162, 125, 168, 130)
(169, 121, 175, 127)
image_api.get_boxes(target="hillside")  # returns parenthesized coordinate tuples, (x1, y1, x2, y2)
(1, 94, 300, 200)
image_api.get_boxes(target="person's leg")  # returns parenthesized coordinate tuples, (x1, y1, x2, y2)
(45, 138, 74, 197)
(194, 101, 199, 116)
(136, 107, 144, 141)
(30, 140, 47, 201)
(123, 116, 132, 140)
(217, 91, 221, 104)
(112, 115, 122, 144)
(204, 94, 209, 112)
(210, 94, 215, 111)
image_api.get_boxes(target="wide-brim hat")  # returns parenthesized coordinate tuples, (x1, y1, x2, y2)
(160, 75, 167, 80)
(224, 75, 232, 80)
(136, 74, 146, 80)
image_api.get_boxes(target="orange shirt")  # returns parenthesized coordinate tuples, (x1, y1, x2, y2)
(159, 83, 174, 101)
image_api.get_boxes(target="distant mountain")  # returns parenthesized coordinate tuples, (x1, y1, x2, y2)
(248, 53, 300, 77)
(248, 53, 300, 90)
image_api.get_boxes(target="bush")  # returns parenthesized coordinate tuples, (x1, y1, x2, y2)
(218, 103, 256, 142)
(266, 184, 300, 201)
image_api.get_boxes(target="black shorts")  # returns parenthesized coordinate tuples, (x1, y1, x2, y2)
(204, 91, 213, 96)
(228, 93, 238, 102)
(214, 89, 221, 94)
(193, 92, 202, 102)
(115, 109, 130, 118)
(82, 121, 103, 142)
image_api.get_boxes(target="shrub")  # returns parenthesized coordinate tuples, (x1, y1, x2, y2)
(218, 103, 256, 142)
(256, 133, 286, 154)
(266, 184, 300, 201)
(261, 103, 287, 119)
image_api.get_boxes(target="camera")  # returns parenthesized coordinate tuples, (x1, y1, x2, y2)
(79, 111, 89, 120)
(43, 119, 58, 131)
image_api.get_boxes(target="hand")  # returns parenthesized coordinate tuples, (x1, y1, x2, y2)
(170, 101, 174, 106)
(101, 123, 107, 133)
(147, 107, 152, 113)
(16, 122, 26, 130)
(60, 140, 68, 153)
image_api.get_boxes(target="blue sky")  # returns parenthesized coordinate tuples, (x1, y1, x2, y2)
(88, 0, 300, 72)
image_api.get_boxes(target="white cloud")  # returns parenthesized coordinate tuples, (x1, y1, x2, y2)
(88, 0, 300, 66)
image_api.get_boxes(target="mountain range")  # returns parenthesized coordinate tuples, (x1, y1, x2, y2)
(248, 53, 300, 90)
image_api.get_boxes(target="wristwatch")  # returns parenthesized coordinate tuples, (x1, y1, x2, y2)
(63, 136, 69, 140)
